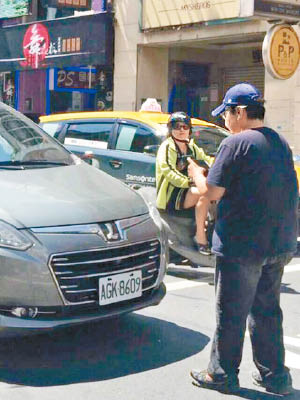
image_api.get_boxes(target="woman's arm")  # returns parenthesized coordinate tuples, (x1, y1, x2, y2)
(194, 145, 214, 167)
(156, 143, 191, 188)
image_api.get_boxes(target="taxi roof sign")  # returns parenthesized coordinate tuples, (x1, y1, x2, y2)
(140, 98, 162, 112)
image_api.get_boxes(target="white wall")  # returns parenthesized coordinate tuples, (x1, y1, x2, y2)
(264, 25, 300, 154)
(113, 1, 267, 111)
(114, 1, 300, 152)
(136, 46, 169, 111)
(114, 0, 142, 110)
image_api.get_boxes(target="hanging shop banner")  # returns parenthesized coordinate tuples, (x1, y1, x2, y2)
(254, 0, 300, 21)
(0, 0, 31, 19)
(262, 24, 300, 79)
(0, 12, 113, 72)
(142, 0, 241, 30)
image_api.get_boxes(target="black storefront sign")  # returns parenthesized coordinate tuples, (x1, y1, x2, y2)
(254, 0, 300, 20)
(0, 12, 113, 72)
(56, 68, 98, 89)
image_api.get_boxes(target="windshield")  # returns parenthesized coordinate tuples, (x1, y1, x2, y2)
(191, 125, 229, 156)
(0, 105, 74, 168)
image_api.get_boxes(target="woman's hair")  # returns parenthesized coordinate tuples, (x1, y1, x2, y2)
(167, 111, 192, 137)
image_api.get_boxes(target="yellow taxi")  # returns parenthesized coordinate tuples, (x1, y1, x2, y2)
(39, 110, 229, 187)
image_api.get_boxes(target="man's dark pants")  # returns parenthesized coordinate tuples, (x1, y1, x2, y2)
(207, 253, 293, 384)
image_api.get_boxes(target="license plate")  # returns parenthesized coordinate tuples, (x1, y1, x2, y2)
(99, 270, 142, 305)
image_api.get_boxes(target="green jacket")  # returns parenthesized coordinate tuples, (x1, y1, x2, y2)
(156, 136, 213, 210)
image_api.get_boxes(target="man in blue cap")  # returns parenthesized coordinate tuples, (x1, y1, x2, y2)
(188, 82, 298, 395)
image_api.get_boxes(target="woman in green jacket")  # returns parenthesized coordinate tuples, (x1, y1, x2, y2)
(156, 112, 213, 255)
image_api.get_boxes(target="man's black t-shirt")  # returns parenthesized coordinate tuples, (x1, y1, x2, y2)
(207, 127, 298, 258)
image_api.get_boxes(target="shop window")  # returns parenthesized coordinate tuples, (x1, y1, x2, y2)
(39, 0, 95, 20)
(64, 122, 113, 149)
(0, 0, 31, 25)
(39, 0, 76, 20)
(168, 62, 209, 120)
(50, 67, 113, 113)
(0, 72, 16, 108)
(18, 70, 46, 122)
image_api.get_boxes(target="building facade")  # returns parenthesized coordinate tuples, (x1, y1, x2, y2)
(0, 0, 114, 122)
(113, 0, 300, 154)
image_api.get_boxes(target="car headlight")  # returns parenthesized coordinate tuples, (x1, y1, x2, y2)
(0, 221, 33, 251)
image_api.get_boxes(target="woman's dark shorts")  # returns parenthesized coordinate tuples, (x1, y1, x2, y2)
(167, 187, 190, 212)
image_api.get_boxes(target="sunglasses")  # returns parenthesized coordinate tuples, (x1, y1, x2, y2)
(221, 111, 230, 120)
(173, 123, 190, 130)
(220, 106, 234, 120)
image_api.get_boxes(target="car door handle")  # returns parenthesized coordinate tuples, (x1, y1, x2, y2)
(109, 160, 123, 169)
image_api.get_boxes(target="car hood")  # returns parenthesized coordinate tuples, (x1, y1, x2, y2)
(0, 163, 148, 228)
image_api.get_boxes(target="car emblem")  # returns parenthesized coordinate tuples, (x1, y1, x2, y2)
(97, 222, 123, 242)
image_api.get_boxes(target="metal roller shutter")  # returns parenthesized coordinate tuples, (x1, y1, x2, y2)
(223, 66, 265, 96)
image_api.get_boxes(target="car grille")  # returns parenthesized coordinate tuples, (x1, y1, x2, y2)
(49, 239, 161, 305)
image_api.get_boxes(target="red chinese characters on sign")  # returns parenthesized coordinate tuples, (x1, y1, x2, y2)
(21, 24, 50, 69)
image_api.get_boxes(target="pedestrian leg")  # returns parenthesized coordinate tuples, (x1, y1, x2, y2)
(248, 254, 293, 391)
(207, 256, 262, 379)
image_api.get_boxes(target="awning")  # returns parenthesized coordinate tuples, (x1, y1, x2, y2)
(0, 12, 113, 72)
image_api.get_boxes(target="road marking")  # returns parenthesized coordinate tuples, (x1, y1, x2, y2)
(285, 350, 300, 369)
(166, 263, 300, 292)
(282, 336, 300, 348)
(166, 280, 208, 291)
(244, 332, 300, 370)
(167, 268, 300, 370)
(245, 331, 300, 349)
(285, 263, 300, 273)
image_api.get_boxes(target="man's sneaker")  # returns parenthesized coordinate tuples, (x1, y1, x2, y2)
(193, 237, 211, 256)
(190, 369, 240, 393)
(252, 371, 293, 396)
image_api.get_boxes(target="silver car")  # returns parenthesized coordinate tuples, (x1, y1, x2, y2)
(0, 102, 167, 336)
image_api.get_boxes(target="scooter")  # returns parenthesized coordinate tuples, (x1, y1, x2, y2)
(138, 186, 216, 268)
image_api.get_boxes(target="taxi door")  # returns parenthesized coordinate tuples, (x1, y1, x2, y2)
(57, 119, 127, 180)
(111, 120, 159, 187)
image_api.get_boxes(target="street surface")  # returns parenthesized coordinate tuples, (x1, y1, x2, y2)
(0, 256, 299, 400)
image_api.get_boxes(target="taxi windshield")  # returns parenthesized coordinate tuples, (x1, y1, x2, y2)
(0, 106, 74, 169)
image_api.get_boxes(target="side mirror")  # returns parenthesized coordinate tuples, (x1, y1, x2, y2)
(81, 151, 94, 160)
(143, 145, 159, 156)
(80, 151, 100, 168)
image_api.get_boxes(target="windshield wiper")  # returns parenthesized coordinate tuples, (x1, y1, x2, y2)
(0, 160, 70, 166)
(0, 160, 70, 168)
(0, 164, 25, 170)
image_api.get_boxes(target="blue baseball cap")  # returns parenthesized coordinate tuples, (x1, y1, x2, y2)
(211, 83, 263, 117)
